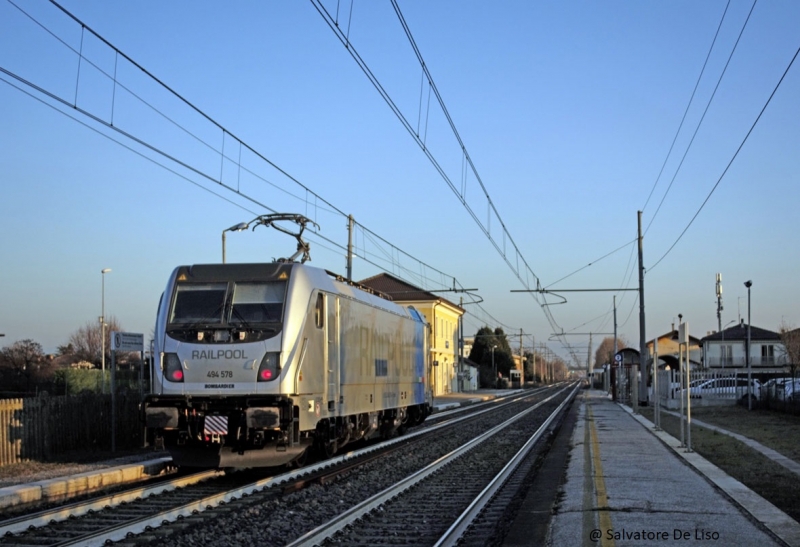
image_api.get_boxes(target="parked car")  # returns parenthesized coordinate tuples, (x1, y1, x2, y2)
(679, 377, 761, 402)
(670, 378, 706, 397)
(762, 378, 800, 402)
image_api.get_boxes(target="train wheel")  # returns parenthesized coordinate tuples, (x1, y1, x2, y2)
(292, 447, 310, 467)
(323, 440, 338, 458)
(406, 406, 422, 426)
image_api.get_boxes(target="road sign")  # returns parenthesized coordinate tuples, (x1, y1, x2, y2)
(614, 354, 622, 363)
(111, 331, 144, 352)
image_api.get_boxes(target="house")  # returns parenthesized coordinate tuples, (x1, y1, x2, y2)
(701, 320, 787, 369)
(460, 357, 480, 392)
(358, 273, 465, 395)
(462, 338, 474, 362)
(646, 325, 703, 371)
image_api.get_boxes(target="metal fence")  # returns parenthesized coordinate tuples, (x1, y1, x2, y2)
(653, 368, 798, 412)
(0, 393, 144, 467)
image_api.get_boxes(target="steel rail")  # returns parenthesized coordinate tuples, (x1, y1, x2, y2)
(1, 388, 548, 545)
(0, 469, 219, 537)
(285, 385, 572, 547)
(434, 383, 580, 546)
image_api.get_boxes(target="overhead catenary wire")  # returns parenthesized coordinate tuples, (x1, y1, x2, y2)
(0, 0, 543, 349)
(641, 0, 732, 218)
(0, 73, 266, 218)
(650, 41, 800, 271)
(544, 238, 637, 289)
(310, 0, 586, 365)
(544, 0, 738, 338)
(645, 0, 758, 237)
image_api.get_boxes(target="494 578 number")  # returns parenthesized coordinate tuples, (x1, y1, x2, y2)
(207, 370, 232, 378)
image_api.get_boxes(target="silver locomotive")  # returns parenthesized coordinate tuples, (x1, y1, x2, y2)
(143, 227, 432, 467)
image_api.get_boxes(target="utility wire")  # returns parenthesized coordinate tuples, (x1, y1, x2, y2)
(0, 74, 261, 218)
(544, 238, 636, 289)
(3, 0, 489, 300)
(3, 0, 535, 356)
(649, 41, 800, 270)
(646, 0, 757, 235)
(1, 0, 532, 357)
(537, 0, 731, 339)
(555, 1, 748, 342)
(553, 0, 732, 338)
(310, 0, 585, 365)
(641, 0, 732, 217)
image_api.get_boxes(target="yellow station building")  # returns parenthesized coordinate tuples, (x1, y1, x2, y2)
(358, 273, 465, 395)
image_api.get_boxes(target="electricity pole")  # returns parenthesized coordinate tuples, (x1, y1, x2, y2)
(716, 273, 723, 334)
(346, 215, 354, 282)
(638, 211, 648, 407)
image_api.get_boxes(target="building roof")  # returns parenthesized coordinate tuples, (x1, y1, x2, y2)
(358, 273, 463, 311)
(649, 329, 702, 346)
(701, 321, 781, 342)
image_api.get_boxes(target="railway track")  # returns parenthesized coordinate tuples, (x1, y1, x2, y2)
(289, 384, 578, 546)
(0, 386, 572, 546)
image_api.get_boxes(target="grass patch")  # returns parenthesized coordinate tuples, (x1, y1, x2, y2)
(640, 407, 800, 523)
(687, 405, 800, 461)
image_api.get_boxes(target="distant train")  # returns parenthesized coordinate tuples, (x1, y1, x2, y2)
(142, 261, 433, 468)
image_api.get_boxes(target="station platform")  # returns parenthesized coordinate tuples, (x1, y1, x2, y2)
(0, 456, 172, 511)
(432, 388, 507, 412)
(541, 389, 800, 547)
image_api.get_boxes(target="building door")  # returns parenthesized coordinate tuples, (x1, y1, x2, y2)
(326, 294, 340, 414)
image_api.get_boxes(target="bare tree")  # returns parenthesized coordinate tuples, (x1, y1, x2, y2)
(0, 339, 46, 392)
(550, 355, 569, 381)
(778, 321, 800, 377)
(594, 335, 629, 368)
(56, 342, 75, 356)
(67, 315, 123, 366)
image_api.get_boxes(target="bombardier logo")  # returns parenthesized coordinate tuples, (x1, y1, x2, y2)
(192, 350, 248, 360)
(205, 383, 234, 389)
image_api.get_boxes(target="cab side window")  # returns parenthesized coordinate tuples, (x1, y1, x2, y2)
(315, 293, 325, 328)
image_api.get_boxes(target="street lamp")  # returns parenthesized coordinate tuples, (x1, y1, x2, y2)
(491, 345, 497, 389)
(101, 268, 111, 394)
(744, 280, 753, 410)
(222, 222, 249, 263)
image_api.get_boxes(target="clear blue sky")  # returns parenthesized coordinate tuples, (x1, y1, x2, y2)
(1, 1, 798, 366)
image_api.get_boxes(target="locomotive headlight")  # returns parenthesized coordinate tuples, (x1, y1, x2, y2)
(257, 352, 280, 382)
(163, 353, 184, 382)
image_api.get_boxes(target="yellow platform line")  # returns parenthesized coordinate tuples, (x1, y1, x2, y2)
(587, 401, 614, 547)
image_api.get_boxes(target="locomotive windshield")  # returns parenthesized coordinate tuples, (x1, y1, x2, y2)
(170, 283, 228, 324)
(164, 264, 291, 342)
(168, 280, 287, 327)
(230, 281, 286, 324)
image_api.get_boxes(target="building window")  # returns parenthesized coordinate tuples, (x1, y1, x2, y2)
(720, 345, 732, 367)
(761, 345, 775, 364)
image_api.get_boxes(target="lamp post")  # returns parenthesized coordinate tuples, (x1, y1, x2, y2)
(222, 222, 249, 263)
(744, 280, 753, 410)
(491, 345, 497, 389)
(457, 296, 484, 393)
(100, 268, 111, 394)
